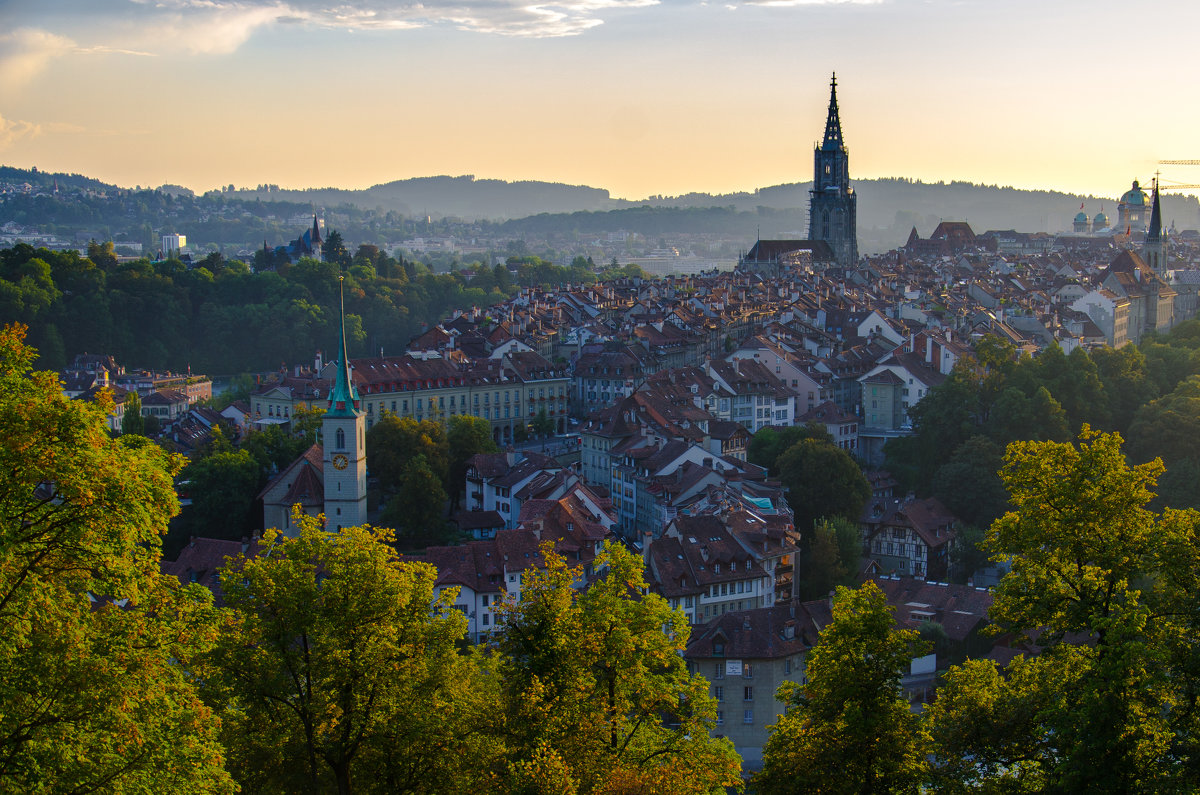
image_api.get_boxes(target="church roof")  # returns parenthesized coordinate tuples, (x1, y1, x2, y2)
(744, 239, 836, 263)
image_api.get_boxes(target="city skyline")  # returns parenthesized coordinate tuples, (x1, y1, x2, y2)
(3, 0, 1199, 202)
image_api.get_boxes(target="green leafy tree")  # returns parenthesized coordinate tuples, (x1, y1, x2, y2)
(322, 229, 352, 268)
(756, 582, 929, 794)
(932, 434, 1009, 530)
(203, 517, 494, 794)
(178, 449, 262, 540)
(447, 415, 498, 509)
(928, 428, 1200, 792)
(1127, 375, 1200, 467)
(748, 422, 832, 476)
(777, 438, 870, 533)
(366, 413, 448, 495)
(531, 405, 555, 439)
(380, 453, 449, 548)
(494, 542, 742, 793)
(0, 324, 232, 792)
(797, 519, 851, 600)
(121, 389, 145, 436)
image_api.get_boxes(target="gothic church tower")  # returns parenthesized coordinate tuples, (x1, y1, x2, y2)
(809, 74, 858, 266)
(323, 277, 367, 531)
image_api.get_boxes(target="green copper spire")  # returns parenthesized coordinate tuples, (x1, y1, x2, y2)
(327, 276, 361, 418)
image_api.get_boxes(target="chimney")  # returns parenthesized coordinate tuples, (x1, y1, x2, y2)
(641, 530, 653, 566)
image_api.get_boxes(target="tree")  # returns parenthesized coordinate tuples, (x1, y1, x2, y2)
(1127, 375, 1200, 467)
(777, 438, 870, 533)
(531, 405, 555, 439)
(494, 542, 742, 793)
(447, 415, 498, 509)
(932, 435, 1009, 530)
(203, 516, 493, 794)
(177, 449, 262, 540)
(0, 324, 232, 792)
(121, 389, 145, 436)
(756, 582, 929, 794)
(797, 519, 850, 600)
(366, 413, 448, 496)
(322, 230, 351, 268)
(928, 428, 1200, 792)
(379, 453, 450, 548)
(748, 422, 832, 476)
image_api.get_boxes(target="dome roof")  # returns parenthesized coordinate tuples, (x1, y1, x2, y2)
(1074, 211, 1088, 223)
(1093, 211, 1109, 226)
(1120, 180, 1148, 206)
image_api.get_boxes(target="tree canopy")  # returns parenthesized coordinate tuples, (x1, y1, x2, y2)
(0, 324, 232, 792)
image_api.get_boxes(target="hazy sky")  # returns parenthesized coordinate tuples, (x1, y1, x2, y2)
(2, 0, 1198, 201)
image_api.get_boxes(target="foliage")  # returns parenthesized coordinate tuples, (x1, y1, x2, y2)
(928, 428, 1200, 792)
(747, 422, 832, 476)
(203, 516, 492, 794)
(379, 453, 451, 548)
(366, 413, 448, 495)
(1127, 375, 1200, 467)
(178, 449, 262, 540)
(776, 438, 870, 533)
(493, 542, 742, 793)
(756, 582, 929, 794)
(797, 519, 851, 600)
(0, 324, 232, 792)
(447, 415, 499, 508)
(121, 389, 145, 436)
(531, 405, 555, 439)
(931, 434, 1009, 531)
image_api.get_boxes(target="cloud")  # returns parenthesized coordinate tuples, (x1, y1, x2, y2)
(0, 27, 156, 89)
(0, 115, 43, 149)
(0, 29, 76, 90)
(741, 0, 884, 6)
(132, 0, 661, 40)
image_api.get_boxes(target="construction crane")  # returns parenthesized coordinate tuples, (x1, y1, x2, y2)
(1159, 160, 1200, 166)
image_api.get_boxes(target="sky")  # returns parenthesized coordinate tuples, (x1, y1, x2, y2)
(2, 0, 1199, 202)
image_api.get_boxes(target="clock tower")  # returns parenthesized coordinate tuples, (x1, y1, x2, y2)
(323, 277, 368, 530)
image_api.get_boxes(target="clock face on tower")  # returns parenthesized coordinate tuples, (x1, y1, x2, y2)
(332, 453, 349, 470)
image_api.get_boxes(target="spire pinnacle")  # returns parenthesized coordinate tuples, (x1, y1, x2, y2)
(1147, 178, 1162, 242)
(822, 72, 844, 152)
(327, 276, 361, 417)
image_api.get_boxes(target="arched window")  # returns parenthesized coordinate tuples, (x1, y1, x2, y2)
(336, 428, 345, 449)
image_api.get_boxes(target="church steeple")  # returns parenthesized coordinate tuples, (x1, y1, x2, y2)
(822, 73, 845, 152)
(1143, 178, 1167, 278)
(810, 73, 857, 266)
(326, 277, 360, 418)
(1147, 179, 1162, 243)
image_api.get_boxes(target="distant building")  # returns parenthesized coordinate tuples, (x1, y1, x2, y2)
(161, 233, 186, 258)
(1118, 180, 1151, 233)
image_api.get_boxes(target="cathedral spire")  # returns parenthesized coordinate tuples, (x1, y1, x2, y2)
(1147, 178, 1162, 243)
(327, 277, 360, 417)
(822, 72, 844, 152)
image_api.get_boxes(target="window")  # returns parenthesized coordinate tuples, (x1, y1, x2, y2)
(743, 663, 754, 679)
(785, 658, 792, 675)
(714, 686, 724, 702)
(716, 711, 724, 726)
(744, 686, 753, 701)
(481, 613, 490, 626)
(482, 594, 489, 607)
(743, 709, 754, 724)
(335, 428, 345, 449)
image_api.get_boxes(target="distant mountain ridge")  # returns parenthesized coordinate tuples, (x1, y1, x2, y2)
(4, 166, 1198, 254)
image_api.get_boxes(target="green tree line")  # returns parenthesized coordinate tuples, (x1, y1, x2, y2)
(0, 243, 629, 375)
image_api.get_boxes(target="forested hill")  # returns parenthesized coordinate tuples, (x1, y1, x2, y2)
(8, 165, 1198, 238)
